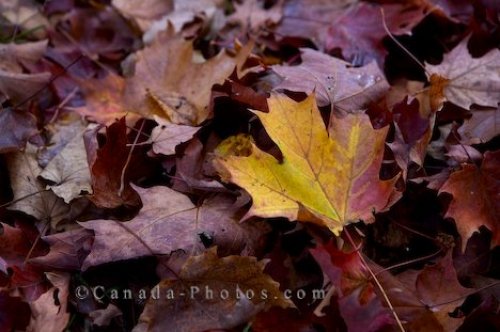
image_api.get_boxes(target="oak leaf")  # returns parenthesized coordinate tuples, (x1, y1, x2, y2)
(439, 150, 500, 250)
(214, 93, 398, 235)
(133, 247, 292, 332)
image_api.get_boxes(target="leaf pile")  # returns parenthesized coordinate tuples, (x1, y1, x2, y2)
(0, 1, 499, 332)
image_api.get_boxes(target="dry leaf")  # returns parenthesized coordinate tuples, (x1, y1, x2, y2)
(133, 247, 292, 332)
(214, 93, 399, 235)
(148, 115, 200, 155)
(80, 185, 268, 270)
(272, 48, 389, 109)
(123, 32, 253, 125)
(425, 37, 500, 109)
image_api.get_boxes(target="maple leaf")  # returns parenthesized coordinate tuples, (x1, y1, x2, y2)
(312, 243, 471, 331)
(277, 1, 430, 65)
(111, 0, 174, 31)
(0, 107, 37, 153)
(6, 145, 70, 227)
(38, 119, 93, 203)
(425, 36, 500, 110)
(458, 106, 500, 144)
(85, 117, 155, 209)
(26, 273, 70, 332)
(0, 40, 50, 104)
(71, 73, 140, 125)
(147, 115, 200, 155)
(228, 0, 284, 33)
(272, 48, 389, 110)
(214, 93, 398, 234)
(28, 228, 93, 270)
(80, 185, 269, 269)
(439, 150, 500, 250)
(0, 291, 31, 331)
(123, 31, 253, 125)
(133, 247, 292, 332)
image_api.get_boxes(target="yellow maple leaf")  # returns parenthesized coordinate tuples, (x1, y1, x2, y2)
(214, 93, 399, 235)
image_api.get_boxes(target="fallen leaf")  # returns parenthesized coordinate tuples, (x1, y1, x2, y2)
(88, 303, 122, 327)
(28, 228, 93, 270)
(272, 48, 389, 110)
(39, 119, 93, 203)
(71, 72, 139, 125)
(439, 150, 500, 250)
(425, 37, 500, 109)
(6, 145, 70, 227)
(26, 272, 70, 332)
(0, 40, 50, 104)
(148, 115, 200, 155)
(0, 107, 37, 153)
(214, 93, 398, 235)
(112, 0, 173, 31)
(228, 0, 284, 33)
(86, 118, 142, 209)
(123, 31, 253, 124)
(458, 106, 500, 144)
(0, 291, 31, 331)
(80, 185, 268, 269)
(133, 247, 292, 332)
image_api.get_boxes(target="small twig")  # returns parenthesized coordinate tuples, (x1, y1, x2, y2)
(344, 228, 406, 332)
(118, 120, 145, 197)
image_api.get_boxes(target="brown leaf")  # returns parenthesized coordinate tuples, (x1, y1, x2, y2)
(439, 150, 500, 250)
(38, 119, 93, 203)
(425, 36, 500, 109)
(0, 107, 37, 153)
(80, 185, 269, 269)
(0, 40, 50, 104)
(133, 248, 292, 332)
(26, 273, 70, 332)
(112, 0, 173, 31)
(123, 31, 253, 125)
(6, 145, 70, 227)
(71, 73, 140, 125)
(28, 228, 93, 270)
(458, 106, 500, 144)
(86, 118, 142, 209)
(272, 48, 389, 109)
(147, 115, 200, 155)
(228, 0, 284, 32)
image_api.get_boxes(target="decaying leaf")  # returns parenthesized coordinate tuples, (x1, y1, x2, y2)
(459, 106, 500, 144)
(39, 119, 93, 203)
(425, 37, 500, 110)
(124, 31, 253, 125)
(26, 272, 70, 332)
(0, 107, 37, 153)
(228, 0, 284, 32)
(6, 144, 69, 227)
(80, 185, 268, 269)
(71, 73, 139, 125)
(148, 115, 200, 155)
(0, 40, 50, 104)
(272, 48, 389, 110)
(133, 247, 292, 332)
(214, 93, 399, 235)
(440, 150, 500, 250)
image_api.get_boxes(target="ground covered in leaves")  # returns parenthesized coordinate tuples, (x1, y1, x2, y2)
(0, 0, 499, 331)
